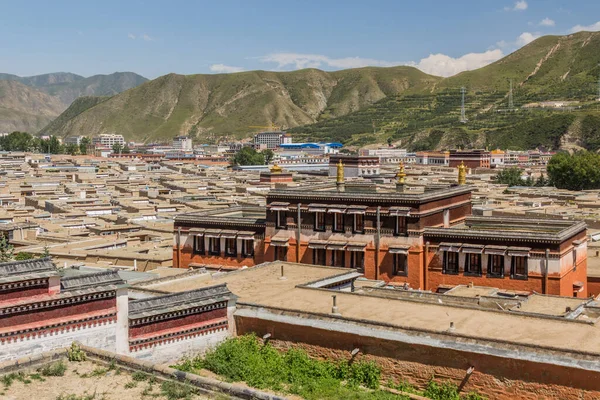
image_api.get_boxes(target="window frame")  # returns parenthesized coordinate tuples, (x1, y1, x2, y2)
(350, 251, 364, 269)
(332, 213, 345, 233)
(241, 240, 254, 258)
(487, 254, 504, 278)
(353, 214, 365, 234)
(394, 216, 407, 236)
(464, 253, 482, 276)
(193, 235, 205, 255)
(443, 251, 459, 275)
(314, 211, 326, 232)
(511, 256, 528, 280)
(313, 248, 327, 266)
(393, 253, 408, 276)
(276, 210, 287, 229)
(331, 249, 345, 267)
(208, 237, 221, 256)
(225, 237, 236, 257)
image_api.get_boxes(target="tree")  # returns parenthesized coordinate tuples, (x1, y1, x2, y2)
(122, 144, 131, 154)
(15, 252, 34, 261)
(231, 147, 265, 166)
(79, 137, 91, 155)
(262, 149, 274, 164)
(0, 131, 35, 151)
(547, 151, 600, 190)
(40, 244, 50, 259)
(40, 136, 63, 154)
(65, 143, 79, 155)
(112, 143, 123, 154)
(0, 235, 14, 262)
(387, 137, 393, 147)
(495, 167, 526, 187)
(535, 173, 548, 187)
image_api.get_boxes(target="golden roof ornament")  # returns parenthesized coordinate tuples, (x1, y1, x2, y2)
(270, 163, 283, 174)
(396, 162, 406, 185)
(458, 161, 467, 185)
(336, 159, 344, 184)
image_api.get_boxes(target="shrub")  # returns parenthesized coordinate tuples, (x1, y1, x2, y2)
(40, 361, 67, 377)
(67, 342, 87, 362)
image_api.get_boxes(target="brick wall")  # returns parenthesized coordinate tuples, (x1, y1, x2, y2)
(235, 315, 600, 400)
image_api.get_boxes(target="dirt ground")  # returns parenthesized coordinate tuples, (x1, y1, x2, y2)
(0, 360, 211, 400)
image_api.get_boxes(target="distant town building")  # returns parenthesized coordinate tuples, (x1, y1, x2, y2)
(172, 135, 193, 151)
(278, 142, 342, 157)
(328, 155, 380, 178)
(92, 134, 125, 147)
(253, 131, 292, 149)
(415, 151, 449, 166)
(448, 149, 491, 169)
(64, 136, 86, 146)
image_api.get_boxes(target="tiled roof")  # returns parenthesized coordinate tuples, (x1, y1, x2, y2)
(0, 257, 57, 283)
(60, 270, 125, 291)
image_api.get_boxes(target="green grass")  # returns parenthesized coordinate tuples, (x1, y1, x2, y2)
(40, 361, 67, 377)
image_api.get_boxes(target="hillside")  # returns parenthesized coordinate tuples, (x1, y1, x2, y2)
(291, 31, 600, 151)
(42, 67, 440, 142)
(0, 80, 66, 133)
(0, 72, 147, 133)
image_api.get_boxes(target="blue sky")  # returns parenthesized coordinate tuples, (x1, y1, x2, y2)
(1, 0, 599, 79)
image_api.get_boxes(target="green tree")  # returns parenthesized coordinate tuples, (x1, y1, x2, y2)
(262, 149, 274, 164)
(231, 147, 265, 166)
(0, 131, 35, 151)
(122, 144, 131, 154)
(15, 252, 34, 261)
(112, 143, 123, 154)
(40, 136, 63, 154)
(535, 173, 549, 187)
(79, 137, 91, 155)
(495, 167, 525, 186)
(547, 151, 600, 190)
(65, 143, 79, 155)
(40, 244, 50, 259)
(0, 235, 14, 262)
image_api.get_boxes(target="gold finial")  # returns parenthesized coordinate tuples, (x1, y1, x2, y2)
(458, 161, 467, 185)
(396, 162, 406, 185)
(270, 163, 283, 174)
(336, 159, 344, 184)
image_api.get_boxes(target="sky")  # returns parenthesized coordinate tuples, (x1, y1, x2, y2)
(0, 0, 599, 79)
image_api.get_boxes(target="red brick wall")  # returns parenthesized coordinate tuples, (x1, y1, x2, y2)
(235, 315, 600, 400)
(0, 285, 49, 303)
(176, 240, 265, 269)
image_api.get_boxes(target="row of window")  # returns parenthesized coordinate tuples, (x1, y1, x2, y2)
(275, 211, 407, 236)
(442, 252, 527, 280)
(193, 236, 254, 258)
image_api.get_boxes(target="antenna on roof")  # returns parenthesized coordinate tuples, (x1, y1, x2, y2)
(460, 87, 468, 123)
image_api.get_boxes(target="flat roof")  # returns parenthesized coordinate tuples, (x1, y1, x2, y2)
(139, 262, 600, 356)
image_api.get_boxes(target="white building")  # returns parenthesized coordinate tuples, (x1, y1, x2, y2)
(64, 136, 85, 145)
(253, 131, 292, 149)
(172, 136, 193, 150)
(92, 134, 125, 147)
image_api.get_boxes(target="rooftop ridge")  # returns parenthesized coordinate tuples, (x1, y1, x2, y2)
(0, 257, 56, 277)
(60, 269, 125, 291)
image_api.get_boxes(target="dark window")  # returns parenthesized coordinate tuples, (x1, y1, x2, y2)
(313, 248, 327, 266)
(443, 251, 459, 274)
(511, 256, 528, 279)
(350, 251, 364, 269)
(225, 238, 236, 257)
(241, 240, 254, 258)
(394, 217, 407, 236)
(208, 237, 220, 255)
(276, 211, 287, 229)
(331, 250, 345, 267)
(314, 212, 325, 231)
(465, 253, 482, 276)
(353, 214, 364, 233)
(393, 253, 408, 276)
(193, 236, 204, 255)
(487, 255, 504, 277)
(274, 246, 287, 261)
(333, 213, 344, 232)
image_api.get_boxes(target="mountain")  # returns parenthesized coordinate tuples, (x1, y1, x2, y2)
(42, 67, 440, 142)
(0, 72, 147, 133)
(0, 80, 65, 133)
(291, 31, 600, 150)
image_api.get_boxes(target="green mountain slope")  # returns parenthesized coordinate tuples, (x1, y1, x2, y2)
(291, 31, 600, 150)
(43, 67, 440, 142)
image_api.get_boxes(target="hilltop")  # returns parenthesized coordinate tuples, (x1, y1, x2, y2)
(0, 72, 147, 133)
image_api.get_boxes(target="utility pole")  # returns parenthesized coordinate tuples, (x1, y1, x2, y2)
(460, 87, 467, 123)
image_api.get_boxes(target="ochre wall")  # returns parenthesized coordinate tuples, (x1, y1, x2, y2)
(235, 315, 600, 400)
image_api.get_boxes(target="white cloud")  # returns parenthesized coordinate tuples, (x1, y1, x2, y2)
(141, 34, 153, 41)
(210, 64, 245, 73)
(569, 21, 600, 33)
(539, 18, 555, 27)
(505, 1, 527, 11)
(414, 50, 505, 77)
(128, 33, 136, 40)
(258, 50, 504, 78)
(516, 32, 540, 46)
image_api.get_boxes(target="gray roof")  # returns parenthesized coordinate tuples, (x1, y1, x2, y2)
(129, 283, 235, 320)
(60, 270, 125, 291)
(0, 257, 58, 284)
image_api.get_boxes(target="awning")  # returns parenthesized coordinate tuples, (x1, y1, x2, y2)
(388, 245, 411, 255)
(188, 228, 205, 235)
(388, 206, 411, 217)
(308, 240, 328, 249)
(270, 238, 289, 247)
(507, 247, 531, 257)
(347, 206, 368, 215)
(238, 231, 255, 240)
(220, 230, 238, 239)
(270, 202, 290, 211)
(327, 204, 347, 214)
(327, 241, 347, 250)
(204, 229, 221, 238)
(461, 245, 484, 254)
(346, 242, 367, 252)
(484, 245, 507, 255)
(308, 203, 327, 213)
(439, 242, 462, 252)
